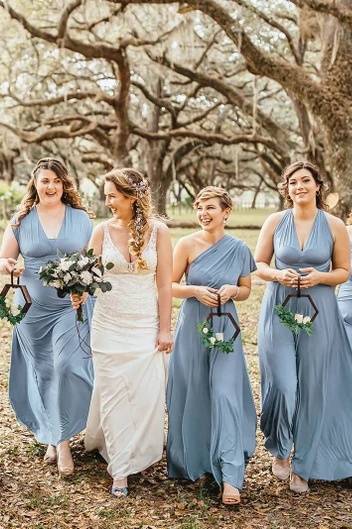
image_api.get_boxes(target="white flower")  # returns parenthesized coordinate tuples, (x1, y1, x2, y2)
(209, 336, 216, 345)
(303, 316, 311, 324)
(215, 333, 224, 342)
(294, 313, 304, 324)
(63, 273, 72, 283)
(92, 267, 102, 278)
(60, 260, 72, 272)
(202, 327, 209, 334)
(78, 256, 90, 268)
(80, 270, 93, 285)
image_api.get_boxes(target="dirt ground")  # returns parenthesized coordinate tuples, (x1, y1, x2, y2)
(0, 283, 351, 529)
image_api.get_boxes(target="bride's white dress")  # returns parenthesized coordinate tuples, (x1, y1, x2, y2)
(85, 221, 165, 478)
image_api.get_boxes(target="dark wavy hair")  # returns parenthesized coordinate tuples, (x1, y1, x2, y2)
(278, 161, 327, 209)
(13, 158, 87, 226)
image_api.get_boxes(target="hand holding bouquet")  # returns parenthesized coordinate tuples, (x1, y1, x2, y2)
(39, 249, 114, 322)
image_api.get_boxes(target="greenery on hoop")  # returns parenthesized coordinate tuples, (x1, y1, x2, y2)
(197, 320, 235, 353)
(274, 304, 313, 336)
(0, 296, 25, 326)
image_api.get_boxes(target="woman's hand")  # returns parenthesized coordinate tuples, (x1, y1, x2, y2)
(299, 267, 322, 288)
(275, 268, 300, 287)
(156, 331, 173, 354)
(193, 286, 219, 307)
(0, 257, 24, 276)
(218, 284, 238, 304)
(70, 292, 88, 310)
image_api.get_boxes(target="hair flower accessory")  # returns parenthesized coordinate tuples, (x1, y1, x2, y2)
(127, 177, 149, 196)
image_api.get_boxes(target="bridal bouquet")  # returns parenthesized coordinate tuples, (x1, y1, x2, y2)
(274, 305, 313, 336)
(39, 249, 114, 322)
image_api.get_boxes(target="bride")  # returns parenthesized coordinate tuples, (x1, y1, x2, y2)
(73, 168, 172, 497)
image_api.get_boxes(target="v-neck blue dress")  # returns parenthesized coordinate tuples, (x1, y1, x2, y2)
(9, 206, 94, 446)
(337, 237, 352, 346)
(259, 209, 352, 480)
(167, 235, 257, 490)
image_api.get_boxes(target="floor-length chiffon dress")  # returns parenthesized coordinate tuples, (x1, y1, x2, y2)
(259, 209, 352, 480)
(337, 236, 352, 346)
(9, 206, 94, 446)
(167, 235, 257, 490)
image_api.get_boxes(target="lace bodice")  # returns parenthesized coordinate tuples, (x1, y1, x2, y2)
(93, 221, 159, 323)
(102, 221, 158, 274)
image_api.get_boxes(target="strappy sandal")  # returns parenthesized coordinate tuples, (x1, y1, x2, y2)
(111, 485, 128, 498)
(272, 457, 290, 480)
(289, 472, 309, 493)
(43, 445, 57, 465)
(221, 484, 241, 505)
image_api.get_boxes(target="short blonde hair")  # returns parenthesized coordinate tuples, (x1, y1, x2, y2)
(193, 186, 232, 210)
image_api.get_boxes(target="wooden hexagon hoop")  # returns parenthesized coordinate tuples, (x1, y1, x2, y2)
(207, 294, 240, 342)
(282, 276, 319, 322)
(0, 271, 32, 318)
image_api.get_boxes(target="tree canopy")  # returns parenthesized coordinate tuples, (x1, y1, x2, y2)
(0, 0, 351, 215)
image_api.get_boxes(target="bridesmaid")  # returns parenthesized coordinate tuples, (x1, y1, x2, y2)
(256, 160, 352, 493)
(337, 217, 352, 343)
(167, 186, 257, 505)
(0, 158, 93, 477)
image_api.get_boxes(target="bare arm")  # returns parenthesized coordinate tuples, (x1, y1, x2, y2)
(89, 223, 104, 256)
(0, 224, 22, 276)
(172, 237, 218, 307)
(156, 223, 173, 337)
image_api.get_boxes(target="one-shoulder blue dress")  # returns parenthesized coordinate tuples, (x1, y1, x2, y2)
(259, 209, 352, 480)
(9, 206, 94, 446)
(167, 235, 257, 490)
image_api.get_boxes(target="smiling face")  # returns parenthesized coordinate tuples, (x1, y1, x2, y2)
(288, 168, 320, 207)
(196, 197, 230, 232)
(104, 180, 135, 220)
(35, 169, 64, 206)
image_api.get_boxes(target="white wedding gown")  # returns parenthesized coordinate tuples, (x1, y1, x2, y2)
(85, 221, 165, 478)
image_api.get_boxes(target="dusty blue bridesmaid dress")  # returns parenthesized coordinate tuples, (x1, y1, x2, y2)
(167, 235, 257, 490)
(337, 237, 352, 345)
(9, 205, 94, 446)
(259, 209, 352, 480)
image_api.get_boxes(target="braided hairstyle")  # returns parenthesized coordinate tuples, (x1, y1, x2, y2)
(13, 158, 87, 226)
(278, 161, 328, 210)
(104, 168, 153, 271)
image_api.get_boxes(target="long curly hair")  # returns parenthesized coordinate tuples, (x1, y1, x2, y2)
(104, 168, 154, 271)
(13, 158, 87, 226)
(278, 161, 327, 210)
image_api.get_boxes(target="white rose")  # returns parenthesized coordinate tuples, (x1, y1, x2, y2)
(60, 260, 71, 272)
(80, 270, 93, 285)
(303, 316, 311, 324)
(215, 333, 224, 342)
(294, 313, 304, 324)
(202, 327, 209, 334)
(209, 336, 216, 345)
(78, 256, 90, 268)
(92, 267, 102, 278)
